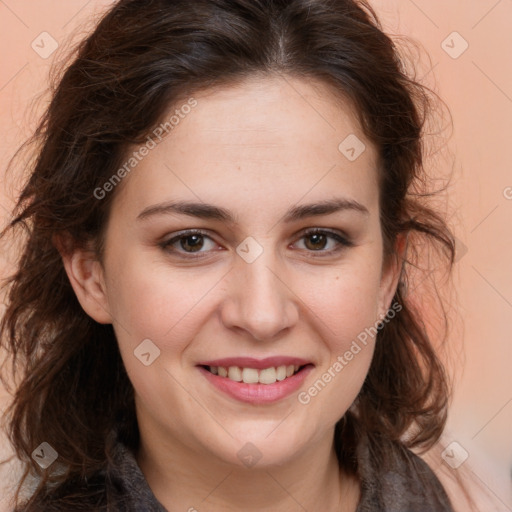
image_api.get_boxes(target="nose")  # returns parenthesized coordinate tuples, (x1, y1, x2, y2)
(219, 249, 299, 341)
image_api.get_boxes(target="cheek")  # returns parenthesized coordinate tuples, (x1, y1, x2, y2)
(302, 261, 382, 343)
(104, 248, 222, 342)
(296, 268, 381, 419)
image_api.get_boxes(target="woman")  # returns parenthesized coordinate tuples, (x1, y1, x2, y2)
(0, 0, 480, 510)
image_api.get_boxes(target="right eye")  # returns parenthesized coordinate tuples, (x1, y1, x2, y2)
(159, 229, 220, 258)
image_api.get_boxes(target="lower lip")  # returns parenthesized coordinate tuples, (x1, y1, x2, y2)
(197, 365, 314, 404)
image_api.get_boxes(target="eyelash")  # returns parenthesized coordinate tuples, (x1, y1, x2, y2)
(159, 228, 354, 259)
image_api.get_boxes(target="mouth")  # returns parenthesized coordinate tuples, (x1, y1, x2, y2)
(195, 358, 315, 404)
(199, 363, 311, 385)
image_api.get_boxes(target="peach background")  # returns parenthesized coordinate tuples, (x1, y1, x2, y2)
(0, 1, 511, 510)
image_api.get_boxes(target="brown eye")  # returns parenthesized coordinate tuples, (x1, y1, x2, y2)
(179, 234, 205, 252)
(304, 232, 329, 251)
(160, 230, 218, 257)
(295, 229, 353, 256)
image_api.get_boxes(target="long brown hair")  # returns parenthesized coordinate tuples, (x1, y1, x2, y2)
(0, 0, 482, 509)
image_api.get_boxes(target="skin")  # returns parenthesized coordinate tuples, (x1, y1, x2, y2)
(61, 75, 404, 511)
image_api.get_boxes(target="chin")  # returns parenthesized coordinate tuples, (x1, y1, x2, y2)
(203, 427, 310, 469)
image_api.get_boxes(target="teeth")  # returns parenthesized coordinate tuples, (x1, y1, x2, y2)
(259, 367, 276, 384)
(242, 368, 259, 384)
(276, 365, 287, 381)
(208, 364, 303, 384)
(228, 366, 242, 381)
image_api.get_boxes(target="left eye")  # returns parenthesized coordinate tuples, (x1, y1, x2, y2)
(295, 229, 352, 253)
(159, 229, 353, 258)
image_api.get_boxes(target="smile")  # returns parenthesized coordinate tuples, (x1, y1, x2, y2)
(204, 364, 303, 384)
(196, 360, 315, 404)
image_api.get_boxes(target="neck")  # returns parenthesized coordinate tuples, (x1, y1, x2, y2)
(135, 423, 360, 512)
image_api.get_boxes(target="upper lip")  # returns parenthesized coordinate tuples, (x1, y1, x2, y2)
(196, 356, 313, 369)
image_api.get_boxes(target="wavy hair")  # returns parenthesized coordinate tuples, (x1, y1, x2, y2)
(0, 0, 481, 509)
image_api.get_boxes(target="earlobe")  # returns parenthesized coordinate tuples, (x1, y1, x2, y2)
(378, 233, 407, 321)
(55, 236, 113, 324)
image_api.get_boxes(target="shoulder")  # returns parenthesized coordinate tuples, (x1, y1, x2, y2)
(420, 441, 507, 512)
(16, 430, 167, 512)
(13, 473, 110, 512)
(355, 431, 455, 512)
(14, 441, 159, 511)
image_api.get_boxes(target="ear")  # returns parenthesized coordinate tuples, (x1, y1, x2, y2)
(54, 234, 112, 324)
(377, 232, 407, 321)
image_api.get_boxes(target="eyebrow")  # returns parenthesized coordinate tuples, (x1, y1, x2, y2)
(136, 197, 369, 223)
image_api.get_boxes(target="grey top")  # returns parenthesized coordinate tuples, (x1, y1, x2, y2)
(100, 429, 455, 512)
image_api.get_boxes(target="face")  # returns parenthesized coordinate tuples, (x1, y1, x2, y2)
(66, 75, 401, 469)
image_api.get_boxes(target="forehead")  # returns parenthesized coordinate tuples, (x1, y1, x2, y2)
(172, 75, 369, 161)
(112, 75, 380, 219)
